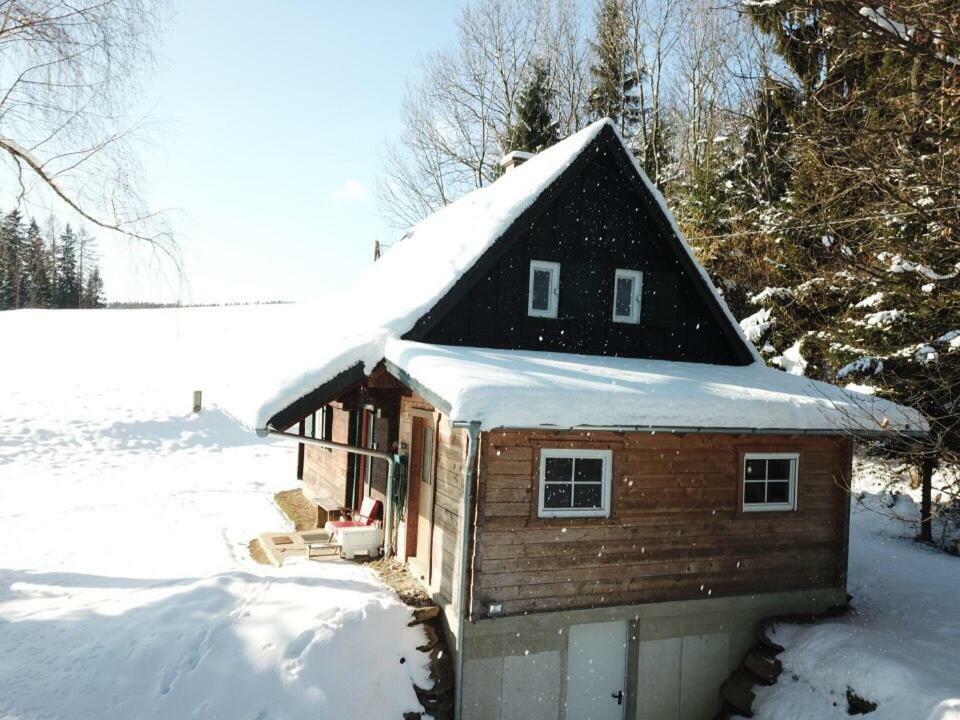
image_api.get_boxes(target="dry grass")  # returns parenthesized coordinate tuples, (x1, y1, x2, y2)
(368, 557, 434, 608)
(274, 488, 320, 531)
(247, 488, 318, 563)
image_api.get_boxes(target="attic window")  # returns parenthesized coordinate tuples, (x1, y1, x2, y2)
(612, 269, 643, 324)
(538, 448, 612, 518)
(528, 260, 560, 318)
(742, 453, 799, 512)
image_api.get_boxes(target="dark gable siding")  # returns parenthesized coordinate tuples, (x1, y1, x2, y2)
(408, 137, 746, 365)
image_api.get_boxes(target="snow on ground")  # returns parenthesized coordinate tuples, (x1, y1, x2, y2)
(0, 306, 430, 720)
(753, 456, 960, 720)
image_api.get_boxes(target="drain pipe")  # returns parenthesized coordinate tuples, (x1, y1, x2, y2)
(263, 427, 398, 557)
(453, 420, 481, 720)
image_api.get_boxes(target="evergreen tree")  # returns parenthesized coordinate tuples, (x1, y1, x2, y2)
(82, 267, 104, 309)
(23, 219, 52, 308)
(587, 0, 639, 133)
(718, 2, 960, 472)
(55, 225, 81, 309)
(0, 209, 25, 310)
(502, 58, 559, 155)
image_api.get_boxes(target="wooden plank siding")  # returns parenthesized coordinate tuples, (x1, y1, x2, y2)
(471, 431, 853, 617)
(301, 404, 351, 506)
(399, 395, 468, 606)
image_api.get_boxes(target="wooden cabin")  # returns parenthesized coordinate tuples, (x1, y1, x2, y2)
(255, 119, 925, 720)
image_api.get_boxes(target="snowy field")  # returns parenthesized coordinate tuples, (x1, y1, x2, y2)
(1, 305, 958, 720)
(0, 306, 429, 720)
(753, 457, 960, 720)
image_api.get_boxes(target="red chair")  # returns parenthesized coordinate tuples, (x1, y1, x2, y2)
(324, 496, 382, 541)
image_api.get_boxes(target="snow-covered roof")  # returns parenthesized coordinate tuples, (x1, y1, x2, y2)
(349, 119, 616, 335)
(381, 340, 926, 434)
(323, 117, 757, 355)
(253, 118, 924, 435)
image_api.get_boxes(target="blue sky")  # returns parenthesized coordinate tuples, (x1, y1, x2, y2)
(104, 1, 461, 304)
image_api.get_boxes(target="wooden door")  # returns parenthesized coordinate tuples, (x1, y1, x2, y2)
(406, 415, 436, 583)
(564, 621, 628, 720)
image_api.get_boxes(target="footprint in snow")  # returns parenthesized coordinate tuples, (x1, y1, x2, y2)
(283, 629, 315, 660)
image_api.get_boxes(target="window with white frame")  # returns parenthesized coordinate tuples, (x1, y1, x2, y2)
(538, 448, 612, 518)
(528, 260, 560, 318)
(742, 453, 799, 512)
(612, 268, 643, 324)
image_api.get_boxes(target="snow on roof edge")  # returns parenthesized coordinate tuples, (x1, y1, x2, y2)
(382, 339, 928, 435)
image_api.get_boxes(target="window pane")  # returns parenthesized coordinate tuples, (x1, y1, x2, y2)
(573, 483, 602, 509)
(744, 482, 766, 504)
(767, 481, 790, 504)
(745, 459, 766, 479)
(545, 457, 573, 484)
(767, 459, 793, 480)
(574, 458, 603, 483)
(305, 413, 315, 438)
(531, 268, 551, 310)
(614, 276, 633, 317)
(543, 483, 571, 508)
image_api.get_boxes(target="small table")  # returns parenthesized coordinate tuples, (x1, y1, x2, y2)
(312, 494, 347, 525)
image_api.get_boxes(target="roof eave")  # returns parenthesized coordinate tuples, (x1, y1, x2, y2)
(262, 361, 369, 432)
(458, 422, 928, 438)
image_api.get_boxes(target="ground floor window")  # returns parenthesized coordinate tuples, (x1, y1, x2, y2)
(742, 452, 799, 511)
(538, 448, 612, 518)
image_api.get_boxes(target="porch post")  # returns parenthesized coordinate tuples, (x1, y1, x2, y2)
(383, 457, 395, 557)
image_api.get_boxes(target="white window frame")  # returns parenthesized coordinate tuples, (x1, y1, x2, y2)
(612, 268, 643, 324)
(537, 448, 612, 518)
(742, 452, 799, 512)
(528, 260, 560, 319)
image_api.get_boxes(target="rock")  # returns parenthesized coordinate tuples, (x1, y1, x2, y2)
(846, 688, 878, 714)
(409, 605, 441, 626)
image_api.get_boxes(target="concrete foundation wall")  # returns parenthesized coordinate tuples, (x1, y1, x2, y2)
(460, 588, 845, 720)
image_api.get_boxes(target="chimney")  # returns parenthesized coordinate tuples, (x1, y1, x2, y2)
(498, 150, 534, 173)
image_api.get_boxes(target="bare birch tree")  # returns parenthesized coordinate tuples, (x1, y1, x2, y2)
(0, 0, 172, 259)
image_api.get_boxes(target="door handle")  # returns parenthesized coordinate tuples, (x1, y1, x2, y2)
(611, 690, 624, 705)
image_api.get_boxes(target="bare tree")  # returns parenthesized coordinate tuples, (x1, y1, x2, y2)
(544, 0, 590, 137)
(378, 0, 589, 230)
(0, 0, 173, 260)
(625, 0, 683, 187)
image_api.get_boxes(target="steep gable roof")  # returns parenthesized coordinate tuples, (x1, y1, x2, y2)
(343, 118, 758, 358)
(350, 118, 620, 335)
(252, 120, 926, 436)
(400, 122, 757, 365)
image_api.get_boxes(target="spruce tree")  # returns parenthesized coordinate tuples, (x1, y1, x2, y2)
(56, 225, 80, 309)
(721, 2, 960, 473)
(587, 0, 639, 133)
(23, 219, 52, 308)
(82, 267, 104, 309)
(502, 58, 559, 155)
(0, 210, 25, 309)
